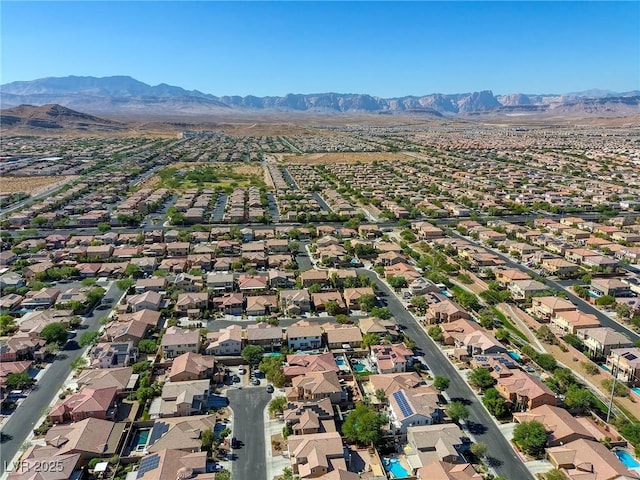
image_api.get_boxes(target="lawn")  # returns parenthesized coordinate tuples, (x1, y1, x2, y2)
(154, 162, 268, 191)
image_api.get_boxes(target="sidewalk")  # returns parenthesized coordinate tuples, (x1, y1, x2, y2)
(264, 393, 289, 480)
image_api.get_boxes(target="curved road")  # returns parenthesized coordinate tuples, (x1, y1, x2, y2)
(357, 268, 534, 480)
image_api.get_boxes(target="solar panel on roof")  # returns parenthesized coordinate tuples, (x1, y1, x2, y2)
(392, 390, 414, 417)
(137, 454, 160, 478)
(148, 422, 169, 446)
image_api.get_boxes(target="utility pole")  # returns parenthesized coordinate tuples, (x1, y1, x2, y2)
(606, 354, 621, 422)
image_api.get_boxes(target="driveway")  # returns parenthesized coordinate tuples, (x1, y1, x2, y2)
(0, 281, 124, 474)
(356, 269, 535, 480)
(226, 388, 272, 480)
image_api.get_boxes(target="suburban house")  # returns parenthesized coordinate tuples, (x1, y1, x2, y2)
(127, 291, 163, 312)
(206, 272, 235, 292)
(287, 320, 323, 350)
(550, 310, 600, 335)
(606, 347, 640, 386)
(546, 438, 640, 480)
(531, 296, 577, 322)
(311, 291, 346, 313)
(49, 386, 118, 423)
(151, 379, 211, 418)
(406, 423, 467, 468)
(508, 279, 549, 301)
(284, 397, 335, 435)
(577, 327, 634, 359)
(279, 289, 311, 315)
(145, 415, 216, 454)
(168, 352, 216, 382)
(212, 293, 244, 316)
(284, 353, 339, 378)
(246, 322, 283, 350)
(300, 270, 329, 288)
(389, 387, 443, 434)
(368, 373, 424, 398)
(590, 278, 632, 298)
(513, 404, 595, 446)
(370, 344, 413, 374)
(76, 367, 136, 393)
(495, 369, 557, 411)
(161, 326, 201, 359)
(205, 325, 243, 355)
(342, 287, 375, 311)
(175, 292, 209, 317)
(286, 370, 345, 404)
(323, 324, 363, 349)
(245, 295, 278, 316)
(416, 461, 481, 480)
(288, 431, 348, 478)
(90, 342, 138, 368)
(426, 299, 471, 324)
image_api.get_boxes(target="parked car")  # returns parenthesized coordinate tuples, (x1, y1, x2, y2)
(238, 367, 246, 375)
(232, 375, 241, 383)
(251, 378, 260, 386)
(266, 384, 274, 393)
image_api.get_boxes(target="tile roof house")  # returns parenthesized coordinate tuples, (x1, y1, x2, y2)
(151, 379, 211, 418)
(286, 370, 345, 404)
(161, 326, 201, 359)
(300, 270, 329, 288)
(513, 404, 595, 447)
(212, 292, 244, 315)
(547, 438, 640, 480)
(406, 423, 467, 468)
(370, 343, 413, 374)
(577, 327, 634, 359)
(6, 452, 81, 480)
(127, 291, 163, 312)
(246, 322, 283, 350)
(76, 366, 135, 393)
(102, 319, 148, 345)
(42, 417, 122, 461)
(389, 386, 443, 434)
(246, 294, 279, 316)
(368, 372, 424, 397)
(342, 287, 375, 311)
(495, 369, 557, 411)
(168, 352, 216, 382)
(49, 386, 118, 423)
(551, 310, 600, 335)
(288, 431, 347, 479)
(284, 352, 339, 378)
(531, 296, 577, 322)
(606, 347, 640, 386)
(175, 292, 209, 318)
(311, 291, 346, 313)
(205, 325, 242, 356)
(284, 397, 336, 435)
(287, 320, 323, 350)
(280, 289, 312, 315)
(322, 324, 363, 349)
(90, 342, 138, 368)
(145, 415, 216, 453)
(426, 299, 471, 325)
(416, 461, 481, 480)
(133, 449, 209, 480)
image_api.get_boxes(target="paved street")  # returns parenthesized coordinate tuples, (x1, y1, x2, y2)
(0, 282, 124, 472)
(357, 268, 535, 480)
(226, 388, 272, 480)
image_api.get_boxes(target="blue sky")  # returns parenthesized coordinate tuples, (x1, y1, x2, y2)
(1, 1, 638, 96)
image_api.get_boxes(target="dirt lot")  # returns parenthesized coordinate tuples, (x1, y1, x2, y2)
(279, 151, 412, 165)
(0, 175, 78, 195)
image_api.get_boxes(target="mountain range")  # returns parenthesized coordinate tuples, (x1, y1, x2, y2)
(1, 75, 639, 117)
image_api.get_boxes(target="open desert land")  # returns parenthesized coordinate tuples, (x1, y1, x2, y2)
(0, 174, 78, 195)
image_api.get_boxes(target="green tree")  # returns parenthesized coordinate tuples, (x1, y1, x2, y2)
(0, 314, 18, 336)
(564, 385, 595, 412)
(375, 389, 387, 402)
(361, 333, 381, 349)
(116, 278, 134, 291)
(387, 276, 408, 290)
(125, 263, 144, 279)
(341, 403, 387, 446)
(602, 379, 629, 397)
(482, 388, 509, 418)
(428, 326, 444, 342)
(358, 294, 377, 312)
(411, 295, 428, 314)
(535, 353, 557, 371)
(268, 396, 288, 416)
(138, 339, 158, 354)
(241, 345, 264, 367)
(468, 367, 495, 391)
(325, 300, 341, 316)
(369, 307, 392, 320)
(5, 372, 35, 390)
(544, 469, 567, 480)
(201, 429, 214, 451)
(446, 401, 469, 423)
(470, 442, 488, 459)
(433, 375, 450, 392)
(513, 421, 548, 457)
(97, 222, 111, 233)
(596, 295, 616, 307)
(495, 328, 510, 342)
(71, 356, 88, 372)
(40, 322, 68, 345)
(78, 330, 100, 347)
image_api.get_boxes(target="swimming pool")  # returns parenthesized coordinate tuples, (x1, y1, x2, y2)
(508, 351, 522, 361)
(335, 356, 347, 366)
(632, 387, 640, 396)
(615, 449, 640, 468)
(132, 429, 150, 451)
(383, 457, 410, 478)
(263, 352, 282, 358)
(353, 364, 366, 373)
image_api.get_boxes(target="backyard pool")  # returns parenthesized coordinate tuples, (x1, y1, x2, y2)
(508, 351, 522, 361)
(383, 457, 410, 479)
(632, 387, 640, 396)
(615, 449, 640, 468)
(335, 356, 347, 366)
(132, 429, 150, 451)
(263, 352, 282, 358)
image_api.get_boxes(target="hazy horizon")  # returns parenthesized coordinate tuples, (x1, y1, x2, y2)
(2, 2, 638, 97)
